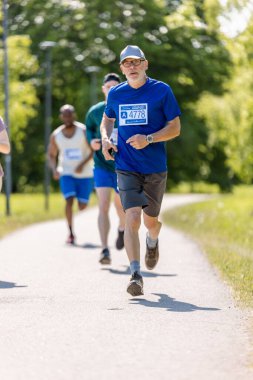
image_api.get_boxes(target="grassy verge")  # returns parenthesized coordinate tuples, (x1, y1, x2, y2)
(0, 192, 97, 239)
(163, 186, 253, 307)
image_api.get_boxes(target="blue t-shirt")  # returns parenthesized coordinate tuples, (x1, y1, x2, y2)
(104, 77, 181, 174)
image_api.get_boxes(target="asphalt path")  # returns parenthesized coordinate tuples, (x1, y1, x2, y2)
(0, 194, 252, 379)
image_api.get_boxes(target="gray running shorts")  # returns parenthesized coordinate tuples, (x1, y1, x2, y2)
(116, 170, 167, 217)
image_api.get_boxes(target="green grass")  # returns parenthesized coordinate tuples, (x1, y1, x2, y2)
(163, 186, 253, 307)
(0, 192, 97, 238)
(169, 181, 220, 194)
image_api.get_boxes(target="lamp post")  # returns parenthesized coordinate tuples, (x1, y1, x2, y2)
(85, 66, 101, 106)
(39, 41, 56, 211)
(2, 0, 12, 216)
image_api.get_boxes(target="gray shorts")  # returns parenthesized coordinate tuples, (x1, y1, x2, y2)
(116, 170, 167, 217)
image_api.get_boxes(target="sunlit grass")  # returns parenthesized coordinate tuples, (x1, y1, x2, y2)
(0, 192, 97, 238)
(163, 186, 253, 307)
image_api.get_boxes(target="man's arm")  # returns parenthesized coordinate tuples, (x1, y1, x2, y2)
(0, 129, 11, 154)
(126, 116, 181, 149)
(75, 130, 94, 173)
(47, 134, 60, 180)
(100, 113, 116, 160)
(85, 110, 101, 151)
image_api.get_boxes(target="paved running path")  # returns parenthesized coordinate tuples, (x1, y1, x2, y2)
(0, 194, 252, 380)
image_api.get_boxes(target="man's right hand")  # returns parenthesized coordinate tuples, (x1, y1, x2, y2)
(102, 138, 117, 161)
(53, 170, 60, 180)
(90, 138, 101, 151)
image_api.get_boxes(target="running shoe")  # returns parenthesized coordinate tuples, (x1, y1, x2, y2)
(99, 248, 111, 265)
(127, 271, 144, 297)
(116, 229, 124, 250)
(66, 234, 75, 245)
(145, 239, 159, 270)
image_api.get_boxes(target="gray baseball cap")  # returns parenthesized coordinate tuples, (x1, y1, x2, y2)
(119, 45, 146, 63)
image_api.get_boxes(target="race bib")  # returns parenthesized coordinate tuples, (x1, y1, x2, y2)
(64, 148, 82, 161)
(119, 103, 148, 126)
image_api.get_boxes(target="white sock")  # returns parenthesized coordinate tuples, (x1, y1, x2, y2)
(147, 233, 158, 248)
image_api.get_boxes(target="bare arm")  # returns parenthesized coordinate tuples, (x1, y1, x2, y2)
(0, 129, 11, 154)
(75, 130, 94, 173)
(126, 116, 181, 149)
(47, 134, 59, 180)
(100, 113, 116, 161)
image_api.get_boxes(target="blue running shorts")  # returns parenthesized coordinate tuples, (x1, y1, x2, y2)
(59, 175, 94, 204)
(93, 167, 118, 192)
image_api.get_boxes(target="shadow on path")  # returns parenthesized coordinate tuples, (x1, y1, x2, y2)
(71, 243, 101, 249)
(101, 266, 177, 278)
(0, 281, 27, 289)
(130, 293, 220, 313)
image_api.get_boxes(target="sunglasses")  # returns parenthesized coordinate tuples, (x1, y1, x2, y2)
(121, 59, 145, 68)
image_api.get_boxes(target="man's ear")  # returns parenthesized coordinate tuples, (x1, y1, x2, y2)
(119, 65, 125, 76)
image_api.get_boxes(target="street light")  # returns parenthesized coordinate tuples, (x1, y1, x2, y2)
(2, 0, 12, 216)
(39, 41, 56, 211)
(85, 66, 101, 105)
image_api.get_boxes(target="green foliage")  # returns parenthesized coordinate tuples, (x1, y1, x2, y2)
(163, 186, 253, 306)
(196, 13, 253, 185)
(169, 180, 220, 193)
(0, 36, 38, 144)
(0, 35, 39, 191)
(3, 0, 238, 191)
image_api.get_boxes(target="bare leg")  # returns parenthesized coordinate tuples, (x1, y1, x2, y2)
(96, 187, 111, 249)
(113, 192, 125, 230)
(143, 213, 162, 240)
(78, 202, 87, 211)
(143, 212, 161, 270)
(65, 197, 74, 235)
(124, 207, 142, 263)
(125, 207, 144, 296)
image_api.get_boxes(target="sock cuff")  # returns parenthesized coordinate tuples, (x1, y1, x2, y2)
(130, 260, 141, 275)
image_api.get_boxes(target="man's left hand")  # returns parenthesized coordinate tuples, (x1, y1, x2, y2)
(126, 134, 149, 149)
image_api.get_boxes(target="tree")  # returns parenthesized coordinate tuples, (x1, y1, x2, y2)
(6, 0, 232, 190)
(196, 10, 253, 185)
(0, 35, 39, 191)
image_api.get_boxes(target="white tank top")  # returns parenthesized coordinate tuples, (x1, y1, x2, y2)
(54, 122, 94, 178)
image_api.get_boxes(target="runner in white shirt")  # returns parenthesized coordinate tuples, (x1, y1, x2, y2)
(48, 105, 94, 244)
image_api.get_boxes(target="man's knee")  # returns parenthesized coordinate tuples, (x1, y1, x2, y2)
(99, 204, 110, 214)
(78, 202, 87, 211)
(126, 208, 142, 231)
(66, 197, 74, 207)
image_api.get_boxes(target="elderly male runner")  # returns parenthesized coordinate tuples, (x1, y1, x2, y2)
(100, 45, 181, 296)
(0, 116, 11, 192)
(85, 73, 125, 265)
(48, 105, 94, 245)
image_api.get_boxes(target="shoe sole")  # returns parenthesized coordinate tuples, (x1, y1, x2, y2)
(127, 282, 144, 297)
(116, 243, 124, 250)
(66, 241, 75, 245)
(99, 257, 111, 265)
(145, 260, 158, 270)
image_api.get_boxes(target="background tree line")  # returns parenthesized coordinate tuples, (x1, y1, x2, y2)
(0, 0, 252, 192)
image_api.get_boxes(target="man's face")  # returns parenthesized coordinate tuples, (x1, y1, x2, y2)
(120, 58, 148, 82)
(60, 110, 75, 126)
(102, 80, 119, 98)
